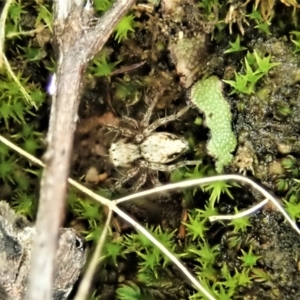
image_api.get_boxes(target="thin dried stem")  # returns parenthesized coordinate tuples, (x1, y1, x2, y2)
(0, 0, 13, 68)
(209, 199, 269, 222)
(74, 209, 113, 300)
(115, 174, 300, 235)
(3, 55, 35, 106)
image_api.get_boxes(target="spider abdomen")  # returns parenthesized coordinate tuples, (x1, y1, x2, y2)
(140, 132, 189, 163)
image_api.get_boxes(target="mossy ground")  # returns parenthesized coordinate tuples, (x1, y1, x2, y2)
(2, 0, 300, 299)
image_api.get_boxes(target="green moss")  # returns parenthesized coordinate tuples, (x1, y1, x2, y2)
(114, 14, 136, 43)
(190, 76, 237, 173)
(0, 0, 49, 218)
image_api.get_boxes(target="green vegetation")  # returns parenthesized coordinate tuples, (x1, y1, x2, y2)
(283, 179, 300, 222)
(68, 192, 104, 241)
(239, 246, 261, 268)
(87, 203, 263, 300)
(229, 210, 252, 233)
(116, 283, 143, 300)
(198, 0, 297, 36)
(185, 207, 261, 299)
(88, 52, 120, 77)
(112, 77, 144, 105)
(273, 156, 300, 222)
(223, 50, 280, 94)
(114, 14, 136, 43)
(246, 8, 271, 35)
(65, 173, 262, 299)
(224, 35, 247, 53)
(0, 0, 51, 218)
(171, 164, 238, 207)
(290, 30, 300, 53)
(94, 0, 113, 13)
(197, 0, 220, 22)
(93, 0, 136, 43)
(190, 76, 237, 173)
(1, 0, 300, 299)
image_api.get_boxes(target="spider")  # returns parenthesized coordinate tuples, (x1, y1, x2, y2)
(106, 96, 199, 191)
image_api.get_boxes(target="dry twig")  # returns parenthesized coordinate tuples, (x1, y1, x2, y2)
(26, 1, 136, 299)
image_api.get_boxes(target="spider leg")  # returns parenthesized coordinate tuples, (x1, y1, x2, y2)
(146, 160, 199, 172)
(166, 160, 200, 171)
(104, 124, 136, 139)
(122, 116, 139, 129)
(140, 94, 159, 128)
(112, 166, 140, 191)
(143, 106, 189, 136)
(131, 171, 148, 192)
(149, 172, 162, 187)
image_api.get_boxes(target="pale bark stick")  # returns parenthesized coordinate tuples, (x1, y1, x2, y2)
(27, 1, 136, 299)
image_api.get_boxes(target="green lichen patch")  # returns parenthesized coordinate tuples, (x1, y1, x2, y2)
(190, 76, 237, 173)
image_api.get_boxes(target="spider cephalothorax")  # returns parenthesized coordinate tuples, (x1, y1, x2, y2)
(107, 97, 198, 191)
